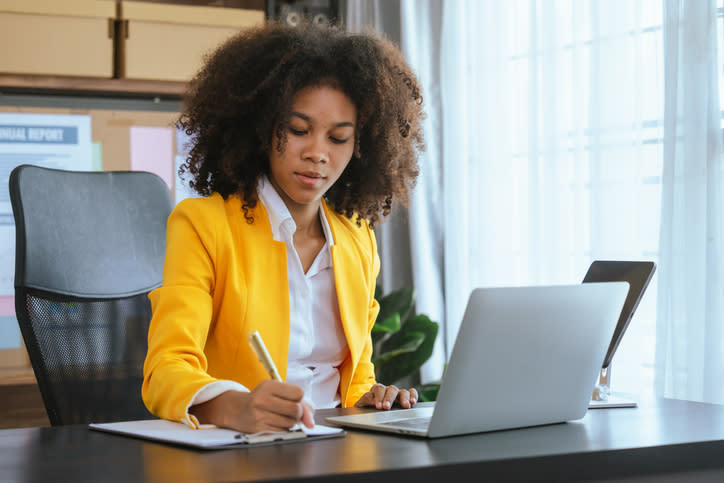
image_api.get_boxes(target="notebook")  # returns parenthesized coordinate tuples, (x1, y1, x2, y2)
(325, 282, 629, 438)
(89, 419, 344, 449)
(583, 260, 656, 409)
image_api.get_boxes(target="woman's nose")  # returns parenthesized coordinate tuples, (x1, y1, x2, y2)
(303, 137, 329, 163)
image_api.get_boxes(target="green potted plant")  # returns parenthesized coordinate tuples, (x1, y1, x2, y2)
(371, 286, 441, 401)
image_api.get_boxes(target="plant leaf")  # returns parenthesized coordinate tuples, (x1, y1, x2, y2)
(371, 313, 401, 344)
(371, 331, 424, 366)
(376, 286, 415, 326)
(371, 314, 401, 334)
(376, 314, 438, 385)
(419, 385, 440, 402)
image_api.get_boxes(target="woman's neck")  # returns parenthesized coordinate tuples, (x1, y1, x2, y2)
(289, 203, 324, 240)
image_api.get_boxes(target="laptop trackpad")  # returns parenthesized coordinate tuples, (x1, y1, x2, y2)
(378, 416, 431, 430)
(327, 406, 434, 426)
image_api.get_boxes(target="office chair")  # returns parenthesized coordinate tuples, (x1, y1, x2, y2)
(9, 164, 173, 426)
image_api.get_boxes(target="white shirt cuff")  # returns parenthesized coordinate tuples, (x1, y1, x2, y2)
(192, 380, 250, 405)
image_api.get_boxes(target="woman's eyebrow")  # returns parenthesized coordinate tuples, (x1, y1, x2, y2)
(290, 111, 310, 121)
(290, 111, 355, 128)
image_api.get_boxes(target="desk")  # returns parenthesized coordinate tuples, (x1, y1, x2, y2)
(1, 398, 723, 482)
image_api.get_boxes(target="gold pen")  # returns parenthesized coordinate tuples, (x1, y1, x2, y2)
(248, 330, 283, 382)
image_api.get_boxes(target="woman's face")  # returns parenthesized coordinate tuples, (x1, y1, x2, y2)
(268, 85, 356, 215)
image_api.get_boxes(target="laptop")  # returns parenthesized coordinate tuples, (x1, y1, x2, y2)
(326, 282, 629, 438)
(583, 260, 656, 408)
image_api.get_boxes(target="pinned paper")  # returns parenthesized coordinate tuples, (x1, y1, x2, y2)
(0, 315, 20, 350)
(0, 295, 13, 316)
(91, 142, 103, 171)
(0, 297, 19, 349)
(130, 126, 173, 189)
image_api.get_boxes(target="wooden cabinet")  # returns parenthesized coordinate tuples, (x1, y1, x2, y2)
(0, 0, 266, 99)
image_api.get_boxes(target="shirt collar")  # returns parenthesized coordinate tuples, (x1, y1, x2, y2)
(257, 176, 335, 246)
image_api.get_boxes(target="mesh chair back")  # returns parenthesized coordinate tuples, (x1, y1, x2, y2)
(9, 165, 173, 425)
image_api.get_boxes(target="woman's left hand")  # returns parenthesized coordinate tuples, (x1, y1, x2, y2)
(354, 384, 418, 410)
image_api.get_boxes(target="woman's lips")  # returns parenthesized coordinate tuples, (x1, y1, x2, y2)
(296, 172, 325, 186)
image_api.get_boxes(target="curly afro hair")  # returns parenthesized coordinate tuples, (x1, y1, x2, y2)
(177, 20, 424, 227)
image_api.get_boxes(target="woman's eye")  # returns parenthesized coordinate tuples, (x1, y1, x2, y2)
(289, 128, 307, 136)
(330, 136, 349, 145)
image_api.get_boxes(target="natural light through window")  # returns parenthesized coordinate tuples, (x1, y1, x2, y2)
(506, 0, 668, 398)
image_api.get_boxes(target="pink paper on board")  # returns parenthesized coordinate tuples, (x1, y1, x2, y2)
(0, 296, 14, 315)
(129, 126, 173, 189)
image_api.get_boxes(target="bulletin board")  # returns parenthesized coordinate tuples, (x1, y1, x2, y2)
(0, 103, 186, 381)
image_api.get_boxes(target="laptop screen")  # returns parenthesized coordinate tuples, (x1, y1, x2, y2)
(582, 260, 656, 368)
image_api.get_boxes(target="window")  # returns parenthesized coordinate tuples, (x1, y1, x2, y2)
(506, 0, 664, 396)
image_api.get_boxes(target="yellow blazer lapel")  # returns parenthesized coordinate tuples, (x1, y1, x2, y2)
(231, 198, 290, 381)
(323, 203, 367, 370)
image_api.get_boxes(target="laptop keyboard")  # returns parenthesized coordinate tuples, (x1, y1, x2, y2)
(378, 416, 431, 430)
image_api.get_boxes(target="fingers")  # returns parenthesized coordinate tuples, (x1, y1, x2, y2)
(396, 387, 418, 409)
(248, 381, 312, 431)
(380, 385, 399, 409)
(353, 383, 384, 408)
(354, 385, 420, 410)
(300, 400, 315, 428)
(257, 379, 305, 401)
(365, 383, 395, 409)
(250, 407, 300, 432)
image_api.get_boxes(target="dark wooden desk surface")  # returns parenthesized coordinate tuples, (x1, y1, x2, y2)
(1, 398, 724, 482)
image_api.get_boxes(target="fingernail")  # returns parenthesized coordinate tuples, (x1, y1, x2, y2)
(383, 401, 391, 409)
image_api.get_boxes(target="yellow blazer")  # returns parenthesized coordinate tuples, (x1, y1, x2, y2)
(142, 193, 380, 425)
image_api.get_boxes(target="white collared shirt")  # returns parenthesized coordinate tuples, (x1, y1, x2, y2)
(187, 176, 347, 416)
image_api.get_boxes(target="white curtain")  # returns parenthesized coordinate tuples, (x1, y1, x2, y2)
(405, 0, 668, 395)
(655, 0, 724, 404)
(398, 0, 724, 402)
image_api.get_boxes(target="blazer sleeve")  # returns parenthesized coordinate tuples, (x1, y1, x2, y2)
(343, 223, 381, 406)
(142, 198, 221, 427)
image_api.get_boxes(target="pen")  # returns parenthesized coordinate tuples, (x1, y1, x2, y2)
(248, 330, 283, 382)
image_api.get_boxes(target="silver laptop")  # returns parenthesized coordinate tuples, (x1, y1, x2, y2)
(326, 282, 629, 438)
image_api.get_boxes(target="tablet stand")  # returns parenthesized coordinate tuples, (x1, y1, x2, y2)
(589, 364, 637, 408)
(592, 366, 611, 401)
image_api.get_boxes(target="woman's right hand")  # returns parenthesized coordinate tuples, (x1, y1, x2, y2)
(190, 380, 315, 433)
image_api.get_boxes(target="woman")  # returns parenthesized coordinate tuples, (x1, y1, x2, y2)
(142, 20, 424, 434)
